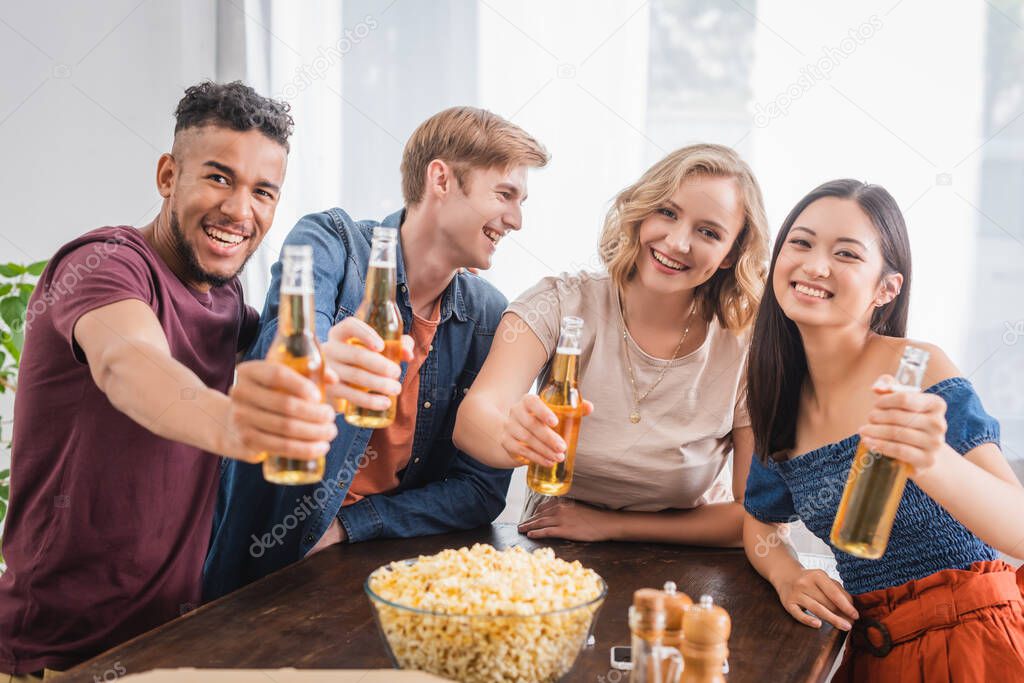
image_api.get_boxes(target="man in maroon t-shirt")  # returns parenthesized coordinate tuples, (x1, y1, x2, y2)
(0, 82, 338, 677)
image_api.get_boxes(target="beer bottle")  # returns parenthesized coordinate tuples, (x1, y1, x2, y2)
(262, 245, 327, 485)
(527, 316, 585, 496)
(830, 345, 930, 558)
(342, 227, 404, 428)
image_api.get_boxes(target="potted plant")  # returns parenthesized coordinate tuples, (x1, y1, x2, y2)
(0, 260, 47, 565)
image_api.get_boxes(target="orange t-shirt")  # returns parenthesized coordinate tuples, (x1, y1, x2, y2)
(343, 299, 441, 505)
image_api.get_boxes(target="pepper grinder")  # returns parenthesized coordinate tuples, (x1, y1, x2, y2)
(679, 595, 731, 683)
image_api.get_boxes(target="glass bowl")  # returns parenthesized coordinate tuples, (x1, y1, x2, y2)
(365, 558, 607, 683)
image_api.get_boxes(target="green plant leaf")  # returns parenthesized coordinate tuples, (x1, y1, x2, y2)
(11, 328, 23, 356)
(0, 264, 25, 277)
(26, 261, 47, 276)
(0, 500, 7, 522)
(0, 285, 10, 297)
(0, 485, 8, 501)
(1, 333, 19, 362)
(0, 469, 10, 480)
(0, 297, 26, 332)
(17, 283, 34, 295)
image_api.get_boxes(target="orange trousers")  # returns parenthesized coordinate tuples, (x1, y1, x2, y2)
(834, 561, 1024, 682)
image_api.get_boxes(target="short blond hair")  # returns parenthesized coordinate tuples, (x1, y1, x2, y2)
(598, 144, 769, 331)
(401, 107, 549, 205)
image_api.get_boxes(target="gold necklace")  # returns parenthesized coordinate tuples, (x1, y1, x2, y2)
(621, 296, 697, 424)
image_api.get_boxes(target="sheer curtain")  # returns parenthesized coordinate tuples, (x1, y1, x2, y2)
(475, 1, 652, 297)
(222, 0, 345, 309)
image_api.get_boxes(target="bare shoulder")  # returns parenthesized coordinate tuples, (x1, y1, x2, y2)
(874, 336, 960, 387)
(908, 339, 960, 387)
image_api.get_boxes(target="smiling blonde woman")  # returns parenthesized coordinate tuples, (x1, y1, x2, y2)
(454, 144, 769, 545)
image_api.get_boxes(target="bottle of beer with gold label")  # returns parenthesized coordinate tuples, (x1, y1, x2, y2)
(527, 316, 585, 496)
(830, 345, 930, 558)
(262, 245, 327, 485)
(342, 227, 404, 428)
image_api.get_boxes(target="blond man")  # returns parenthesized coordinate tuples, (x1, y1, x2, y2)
(204, 107, 548, 597)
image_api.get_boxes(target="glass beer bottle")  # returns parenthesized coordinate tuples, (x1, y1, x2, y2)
(527, 316, 585, 496)
(830, 345, 930, 559)
(262, 245, 327, 485)
(342, 227, 404, 428)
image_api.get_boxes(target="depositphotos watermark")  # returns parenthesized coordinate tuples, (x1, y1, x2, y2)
(753, 15, 883, 128)
(1003, 320, 1023, 346)
(276, 15, 379, 102)
(751, 446, 890, 558)
(92, 661, 126, 683)
(23, 232, 128, 332)
(248, 446, 381, 557)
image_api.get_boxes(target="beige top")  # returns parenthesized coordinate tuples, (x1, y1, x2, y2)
(505, 271, 750, 514)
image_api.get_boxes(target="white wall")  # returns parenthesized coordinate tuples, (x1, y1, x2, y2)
(0, 0, 220, 468)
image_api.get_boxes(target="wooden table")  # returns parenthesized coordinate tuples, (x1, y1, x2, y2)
(66, 524, 844, 682)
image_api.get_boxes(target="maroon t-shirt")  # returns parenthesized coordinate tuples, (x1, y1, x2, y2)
(0, 226, 259, 673)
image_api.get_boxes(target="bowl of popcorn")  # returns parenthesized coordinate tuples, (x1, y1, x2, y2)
(364, 543, 607, 683)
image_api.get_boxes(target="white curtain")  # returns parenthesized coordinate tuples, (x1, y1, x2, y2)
(477, 0, 652, 297)
(220, 0, 345, 309)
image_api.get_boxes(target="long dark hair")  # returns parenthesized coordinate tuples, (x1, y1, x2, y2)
(747, 179, 912, 461)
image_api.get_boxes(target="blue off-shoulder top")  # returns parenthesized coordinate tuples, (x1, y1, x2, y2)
(744, 377, 1001, 596)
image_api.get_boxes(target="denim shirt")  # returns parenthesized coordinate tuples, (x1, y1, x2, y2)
(744, 377, 1000, 595)
(203, 208, 512, 599)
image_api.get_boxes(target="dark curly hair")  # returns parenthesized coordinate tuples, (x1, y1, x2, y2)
(174, 80, 294, 150)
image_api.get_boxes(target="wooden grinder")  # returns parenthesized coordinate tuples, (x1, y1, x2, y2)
(661, 580, 693, 650)
(679, 595, 731, 683)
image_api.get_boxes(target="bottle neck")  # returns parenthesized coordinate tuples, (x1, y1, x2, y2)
(893, 360, 926, 391)
(279, 290, 315, 336)
(548, 350, 580, 388)
(362, 262, 398, 306)
(279, 248, 315, 336)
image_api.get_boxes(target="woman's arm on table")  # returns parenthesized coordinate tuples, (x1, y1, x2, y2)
(742, 512, 858, 631)
(519, 428, 755, 546)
